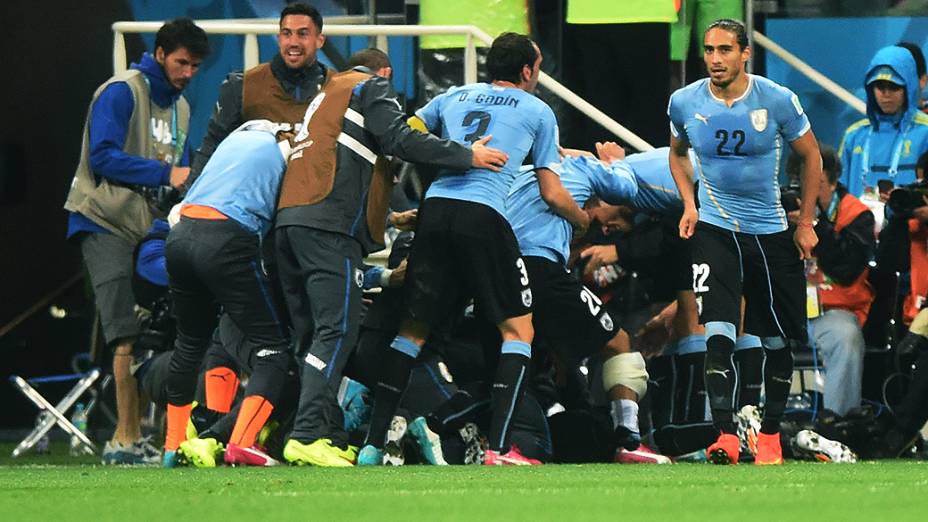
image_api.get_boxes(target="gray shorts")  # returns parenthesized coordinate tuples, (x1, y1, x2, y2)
(80, 232, 140, 346)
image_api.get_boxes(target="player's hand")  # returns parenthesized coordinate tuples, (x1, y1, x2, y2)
(635, 320, 672, 359)
(595, 141, 625, 163)
(470, 135, 508, 172)
(572, 210, 592, 239)
(679, 205, 698, 239)
(389, 209, 418, 231)
(794, 225, 818, 260)
(387, 259, 408, 288)
(169, 166, 190, 188)
(580, 244, 618, 277)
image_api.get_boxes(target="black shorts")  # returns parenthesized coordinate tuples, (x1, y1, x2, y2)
(405, 198, 532, 327)
(524, 256, 616, 358)
(691, 222, 807, 342)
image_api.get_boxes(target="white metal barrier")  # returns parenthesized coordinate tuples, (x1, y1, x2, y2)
(111, 20, 653, 151)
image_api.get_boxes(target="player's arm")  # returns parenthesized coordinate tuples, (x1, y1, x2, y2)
(536, 167, 590, 235)
(184, 73, 245, 192)
(590, 142, 638, 205)
(88, 82, 179, 188)
(789, 130, 822, 259)
(363, 78, 507, 171)
(668, 133, 698, 239)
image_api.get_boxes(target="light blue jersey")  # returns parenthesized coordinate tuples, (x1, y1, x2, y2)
(183, 126, 286, 236)
(506, 156, 637, 266)
(668, 75, 810, 234)
(624, 147, 683, 214)
(417, 83, 560, 215)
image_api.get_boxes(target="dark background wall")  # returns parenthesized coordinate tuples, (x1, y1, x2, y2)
(0, 0, 149, 430)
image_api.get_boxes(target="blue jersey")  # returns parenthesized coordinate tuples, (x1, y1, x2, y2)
(506, 156, 637, 266)
(668, 75, 810, 234)
(417, 83, 560, 215)
(624, 147, 683, 214)
(183, 126, 286, 236)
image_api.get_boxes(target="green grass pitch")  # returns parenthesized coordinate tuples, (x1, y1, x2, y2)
(2, 445, 927, 521)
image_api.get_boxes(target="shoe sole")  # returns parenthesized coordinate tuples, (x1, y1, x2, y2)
(708, 447, 736, 465)
(408, 420, 446, 465)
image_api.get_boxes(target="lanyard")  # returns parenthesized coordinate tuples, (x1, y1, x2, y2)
(826, 191, 840, 222)
(860, 121, 910, 180)
(142, 76, 179, 164)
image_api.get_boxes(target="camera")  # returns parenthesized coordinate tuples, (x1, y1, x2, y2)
(780, 180, 802, 213)
(886, 179, 928, 219)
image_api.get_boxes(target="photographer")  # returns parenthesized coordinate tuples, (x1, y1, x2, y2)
(62, 18, 209, 465)
(788, 146, 876, 416)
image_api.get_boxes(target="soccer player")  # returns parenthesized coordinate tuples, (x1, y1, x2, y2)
(357, 32, 589, 466)
(506, 143, 653, 456)
(667, 19, 822, 465)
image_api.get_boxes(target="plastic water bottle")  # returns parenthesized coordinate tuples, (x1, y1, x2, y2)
(69, 403, 88, 456)
(34, 413, 50, 454)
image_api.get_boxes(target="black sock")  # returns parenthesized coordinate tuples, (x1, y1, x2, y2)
(705, 335, 737, 434)
(734, 347, 764, 408)
(488, 352, 530, 452)
(761, 345, 793, 434)
(426, 386, 490, 435)
(364, 340, 417, 449)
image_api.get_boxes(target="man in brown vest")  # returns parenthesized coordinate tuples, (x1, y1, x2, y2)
(187, 3, 330, 188)
(276, 49, 509, 466)
(63, 18, 209, 464)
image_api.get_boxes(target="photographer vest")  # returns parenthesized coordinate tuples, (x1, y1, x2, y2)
(905, 220, 928, 324)
(242, 62, 333, 131)
(277, 70, 394, 251)
(64, 70, 189, 243)
(809, 195, 874, 326)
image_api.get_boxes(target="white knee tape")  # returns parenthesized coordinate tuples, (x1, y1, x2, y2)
(602, 352, 649, 399)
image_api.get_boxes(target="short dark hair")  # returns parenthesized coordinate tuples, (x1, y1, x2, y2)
(486, 33, 538, 84)
(155, 17, 209, 58)
(348, 48, 391, 71)
(705, 19, 749, 50)
(897, 41, 927, 79)
(787, 143, 840, 185)
(280, 2, 323, 32)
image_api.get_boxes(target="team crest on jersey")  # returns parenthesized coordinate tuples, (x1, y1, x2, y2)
(750, 109, 768, 132)
(521, 288, 533, 308)
(599, 313, 614, 332)
(355, 268, 364, 288)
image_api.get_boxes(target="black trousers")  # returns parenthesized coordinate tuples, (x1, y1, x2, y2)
(276, 226, 363, 446)
(164, 217, 290, 407)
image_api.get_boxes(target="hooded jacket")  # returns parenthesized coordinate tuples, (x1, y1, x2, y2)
(839, 46, 928, 198)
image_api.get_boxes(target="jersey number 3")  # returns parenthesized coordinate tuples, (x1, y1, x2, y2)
(462, 111, 491, 143)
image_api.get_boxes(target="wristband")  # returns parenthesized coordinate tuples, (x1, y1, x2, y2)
(798, 221, 815, 229)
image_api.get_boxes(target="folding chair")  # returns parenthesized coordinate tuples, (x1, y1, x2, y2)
(9, 364, 101, 457)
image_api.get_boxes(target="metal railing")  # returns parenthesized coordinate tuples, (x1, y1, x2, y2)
(752, 30, 866, 115)
(111, 20, 654, 151)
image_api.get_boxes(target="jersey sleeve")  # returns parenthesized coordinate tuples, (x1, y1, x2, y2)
(774, 86, 811, 142)
(590, 158, 639, 205)
(414, 91, 446, 133)
(531, 104, 561, 171)
(667, 90, 687, 140)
